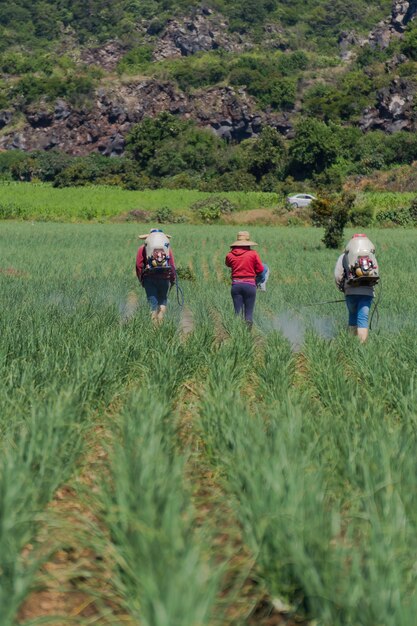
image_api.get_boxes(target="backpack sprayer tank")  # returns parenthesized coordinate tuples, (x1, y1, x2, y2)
(344, 234, 379, 286)
(144, 230, 172, 270)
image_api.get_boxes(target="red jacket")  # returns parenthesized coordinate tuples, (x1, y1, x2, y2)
(225, 248, 264, 285)
(136, 245, 176, 284)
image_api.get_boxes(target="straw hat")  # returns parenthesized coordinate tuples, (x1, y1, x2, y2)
(230, 231, 258, 247)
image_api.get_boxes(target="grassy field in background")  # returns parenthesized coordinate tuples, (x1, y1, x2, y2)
(1, 182, 416, 223)
(0, 181, 280, 221)
(2, 222, 417, 625)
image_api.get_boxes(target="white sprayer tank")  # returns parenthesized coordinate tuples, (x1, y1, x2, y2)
(145, 231, 171, 268)
(345, 234, 375, 268)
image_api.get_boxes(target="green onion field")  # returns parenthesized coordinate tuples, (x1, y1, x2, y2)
(1, 222, 417, 625)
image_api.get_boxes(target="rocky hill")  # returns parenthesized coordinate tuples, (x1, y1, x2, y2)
(1, 0, 417, 192)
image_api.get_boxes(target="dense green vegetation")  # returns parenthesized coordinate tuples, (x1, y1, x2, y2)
(0, 0, 398, 115)
(3, 113, 417, 194)
(0, 0, 392, 51)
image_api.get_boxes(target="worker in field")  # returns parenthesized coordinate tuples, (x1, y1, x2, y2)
(225, 231, 266, 330)
(136, 229, 176, 323)
(334, 233, 379, 343)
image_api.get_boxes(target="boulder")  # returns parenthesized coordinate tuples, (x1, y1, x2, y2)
(26, 107, 54, 128)
(0, 111, 13, 129)
(80, 41, 127, 71)
(152, 9, 249, 60)
(368, 0, 417, 48)
(360, 79, 416, 132)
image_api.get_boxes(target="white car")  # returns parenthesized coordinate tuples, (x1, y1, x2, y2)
(286, 193, 316, 208)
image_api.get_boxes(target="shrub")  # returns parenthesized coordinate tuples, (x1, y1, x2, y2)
(122, 174, 158, 190)
(349, 204, 374, 227)
(117, 45, 154, 75)
(11, 72, 97, 106)
(401, 21, 417, 60)
(376, 207, 415, 227)
(209, 170, 257, 191)
(409, 196, 417, 221)
(286, 215, 305, 227)
(53, 159, 106, 187)
(312, 192, 353, 248)
(322, 206, 349, 248)
(311, 196, 333, 227)
(191, 196, 237, 223)
(155, 206, 175, 223)
(10, 151, 72, 183)
(0, 202, 24, 219)
(164, 173, 199, 189)
(0, 151, 29, 180)
(169, 58, 228, 91)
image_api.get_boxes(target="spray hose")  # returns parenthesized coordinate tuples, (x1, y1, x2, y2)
(170, 271, 185, 309)
(301, 299, 346, 308)
(175, 280, 185, 308)
(300, 282, 382, 331)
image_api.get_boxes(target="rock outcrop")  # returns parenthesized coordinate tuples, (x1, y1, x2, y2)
(0, 81, 293, 156)
(369, 0, 417, 48)
(360, 78, 416, 132)
(80, 41, 127, 71)
(152, 9, 249, 60)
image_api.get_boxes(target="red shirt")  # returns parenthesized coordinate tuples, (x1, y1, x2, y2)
(225, 247, 264, 285)
(136, 245, 176, 284)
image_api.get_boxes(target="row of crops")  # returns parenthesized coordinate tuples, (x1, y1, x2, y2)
(1, 222, 417, 625)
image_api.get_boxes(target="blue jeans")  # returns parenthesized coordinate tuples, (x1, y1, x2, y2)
(231, 283, 257, 323)
(143, 277, 170, 311)
(345, 295, 373, 329)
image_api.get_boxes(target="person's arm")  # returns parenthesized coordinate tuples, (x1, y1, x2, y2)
(225, 253, 232, 268)
(136, 246, 145, 284)
(253, 252, 265, 275)
(334, 254, 345, 292)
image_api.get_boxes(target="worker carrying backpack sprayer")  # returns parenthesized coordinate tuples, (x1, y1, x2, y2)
(136, 229, 176, 323)
(334, 233, 380, 343)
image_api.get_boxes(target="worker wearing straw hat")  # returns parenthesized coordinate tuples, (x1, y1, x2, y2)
(225, 231, 265, 329)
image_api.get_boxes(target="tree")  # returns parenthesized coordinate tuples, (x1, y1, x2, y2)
(126, 113, 191, 169)
(243, 126, 287, 182)
(288, 118, 341, 178)
(311, 192, 354, 249)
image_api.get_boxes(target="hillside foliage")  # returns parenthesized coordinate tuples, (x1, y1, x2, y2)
(0, 0, 392, 51)
(2, 0, 417, 194)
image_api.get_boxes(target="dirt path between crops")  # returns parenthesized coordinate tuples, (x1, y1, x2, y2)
(180, 305, 195, 336)
(17, 415, 130, 625)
